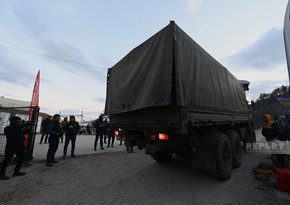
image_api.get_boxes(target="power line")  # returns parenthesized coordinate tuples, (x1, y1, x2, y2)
(0, 55, 107, 77)
(0, 72, 35, 79)
(0, 55, 107, 83)
(0, 44, 107, 70)
(0, 3, 76, 61)
(0, 3, 108, 71)
(0, 3, 39, 28)
(0, 72, 104, 88)
(0, 56, 34, 71)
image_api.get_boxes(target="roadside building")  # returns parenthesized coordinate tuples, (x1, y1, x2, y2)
(0, 96, 48, 134)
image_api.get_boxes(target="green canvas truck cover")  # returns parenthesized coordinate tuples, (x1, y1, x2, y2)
(105, 21, 248, 115)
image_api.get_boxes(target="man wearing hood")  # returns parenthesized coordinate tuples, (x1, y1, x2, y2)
(0, 116, 31, 180)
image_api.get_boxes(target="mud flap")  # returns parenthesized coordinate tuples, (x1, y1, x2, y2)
(190, 127, 216, 171)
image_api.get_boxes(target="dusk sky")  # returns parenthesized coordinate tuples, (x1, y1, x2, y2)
(0, 0, 288, 120)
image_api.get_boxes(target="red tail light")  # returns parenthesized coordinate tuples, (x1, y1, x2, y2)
(158, 133, 169, 141)
(114, 130, 119, 136)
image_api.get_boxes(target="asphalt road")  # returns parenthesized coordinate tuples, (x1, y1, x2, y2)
(0, 131, 277, 205)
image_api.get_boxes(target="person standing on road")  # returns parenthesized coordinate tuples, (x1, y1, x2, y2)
(107, 123, 115, 148)
(284, 115, 290, 140)
(103, 119, 109, 144)
(39, 116, 51, 144)
(63, 115, 80, 158)
(94, 115, 104, 151)
(261, 114, 275, 142)
(60, 117, 68, 143)
(0, 116, 32, 180)
(125, 135, 134, 153)
(86, 124, 91, 135)
(273, 115, 287, 141)
(46, 114, 62, 167)
(273, 115, 289, 168)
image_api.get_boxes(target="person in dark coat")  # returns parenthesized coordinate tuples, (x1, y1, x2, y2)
(103, 119, 109, 144)
(107, 123, 115, 148)
(39, 116, 51, 144)
(0, 116, 32, 180)
(274, 115, 287, 141)
(60, 117, 68, 143)
(125, 134, 134, 153)
(86, 124, 91, 135)
(45, 114, 62, 167)
(285, 115, 290, 140)
(94, 115, 104, 151)
(63, 115, 80, 158)
(273, 115, 289, 168)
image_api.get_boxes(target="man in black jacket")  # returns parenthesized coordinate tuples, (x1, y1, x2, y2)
(63, 115, 80, 158)
(45, 114, 62, 167)
(94, 115, 104, 151)
(39, 116, 51, 144)
(0, 116, 31, 180)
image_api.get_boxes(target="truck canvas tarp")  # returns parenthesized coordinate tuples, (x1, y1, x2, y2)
(105, 21, 254, 180)
(105, 21, 248, 117)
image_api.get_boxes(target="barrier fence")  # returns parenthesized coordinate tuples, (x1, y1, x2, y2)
(0, 106, 39, 161)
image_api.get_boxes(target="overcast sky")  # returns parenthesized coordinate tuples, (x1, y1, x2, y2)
(0, 0, 288, 120)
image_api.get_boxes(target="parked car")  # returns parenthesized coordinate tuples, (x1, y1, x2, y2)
(79, 122, 88, 135)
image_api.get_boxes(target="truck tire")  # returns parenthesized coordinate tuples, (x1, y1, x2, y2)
(215, 132, 233, 180)
(243, 126, 256, 151)
(152, 150, 173, 163)
(225, 130, 242, 168)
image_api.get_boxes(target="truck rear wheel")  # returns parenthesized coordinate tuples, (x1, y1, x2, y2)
(243, 126, 256, 150)
(152, 150, 173, 163)
(225, 130, 242, 168)
(215, 132, 233, 180)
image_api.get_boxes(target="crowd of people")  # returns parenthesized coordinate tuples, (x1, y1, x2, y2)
(2, 112, 290, 180)
(261, 113, 290, 168)
(0, 113, 129, 180)
(261, 114, 290, 142)
(42, 114, 123, 167)
(94, 116, 116, 150)
(44, 114, 81, 167)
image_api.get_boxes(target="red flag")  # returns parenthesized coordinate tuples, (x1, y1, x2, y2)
(28, 70, 40, 120)
(25, 70, 40, 148)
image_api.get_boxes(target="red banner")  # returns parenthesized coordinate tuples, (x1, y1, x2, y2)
(25, 70, 40, 148)
(28, 70, 40, 120)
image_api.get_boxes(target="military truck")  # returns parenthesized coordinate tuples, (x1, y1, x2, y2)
(105, 21, 253, 180)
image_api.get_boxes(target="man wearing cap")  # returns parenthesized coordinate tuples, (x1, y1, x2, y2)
(0, 116, 31, 180)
